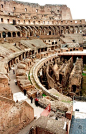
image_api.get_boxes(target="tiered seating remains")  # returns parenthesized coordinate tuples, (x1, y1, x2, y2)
(16, 58, 38, 98)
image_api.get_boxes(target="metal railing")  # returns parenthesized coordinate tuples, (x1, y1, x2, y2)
(73, 96, 86, 101)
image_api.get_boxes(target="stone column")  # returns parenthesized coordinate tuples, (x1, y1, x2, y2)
(68, 26, 70, 34)
(20, 32, 22, 37)
(6, 32, 8, 37)
(16, 32, 18, 37)
(1, 32, 3, 38)
(59, 26, 61, 34)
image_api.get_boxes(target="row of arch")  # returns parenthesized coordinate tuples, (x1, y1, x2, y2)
(16, 25, 86, 37)
(0, 31, 20, 38)
(0, 16, 85, 25)
(0, 24, 86, 38)
(7, 47, 48, 71)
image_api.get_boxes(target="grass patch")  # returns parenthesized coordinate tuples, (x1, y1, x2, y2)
(55, 94, 59, 96)
(81, 75, 86, 96)
(34, 81, 40, 89)
(28, 71, 32, 84)
(83, 65, 86, 71)
(42, 93, 46, 97)
(28, 71, 30, 81)
(82, 73, 86, 76)
(62, 100, 71, 103)
(81, 64, 86, 96)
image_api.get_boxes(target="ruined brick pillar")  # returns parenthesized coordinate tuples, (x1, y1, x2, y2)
(81, 55, 83, 59)
(1, 32, 3, 38)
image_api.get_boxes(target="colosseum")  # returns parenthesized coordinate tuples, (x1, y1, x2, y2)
(0, 0, 86, 134)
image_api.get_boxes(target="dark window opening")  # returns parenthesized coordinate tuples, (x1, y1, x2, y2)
(33, 21, 35, 24)
(30, 32, 33, 36)
(7, 19, 9, 23)
(23, 89, 27, 96)
(14, 7, 16, 10)
(51, 46, 54, 50)
(52, 42, 54, 45)
(19, 55, 21, 60)
(1, 18, 3, 22)
(41, 48, 43, 52)
(72, 85, 76, 92)
(38, 49, 40, 53)
(49, 31, 51, 35)
(72, 40, 76, 43)
(45, 47, 47, 51)
(13, 20, 16, 25)
(18, 20, 20, 23)
(1, 4, 3, 8)
(24, 20, 25, 23)
(23, 53, 24, 59)
(32, 50, 34, 54)
(38, 21, 40, 24)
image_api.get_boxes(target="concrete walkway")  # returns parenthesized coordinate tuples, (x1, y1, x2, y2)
(9, 64, 44, 134)
(69, 100, 86, 134)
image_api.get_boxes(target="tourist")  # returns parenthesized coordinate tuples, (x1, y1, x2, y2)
(30, 96, 33, 103)
(14, 79, 17, 85)
(13, 69, 15, 74)
(35, 98, 39, 106)
(55, 117, 58, 120)
(23, 89, 26, 96)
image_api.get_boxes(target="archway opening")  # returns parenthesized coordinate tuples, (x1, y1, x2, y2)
(30, 32, 33, 36)
(2, 32, 6, 38)
(49, 31, 51, 35)
(17, 32, 20, 37)
(8, 32, 11, 37)
(23, 89, 27, 96)
(13, 32, 16, 37)
(59, 74, 62, 84)
(13, 20, 16, 25)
